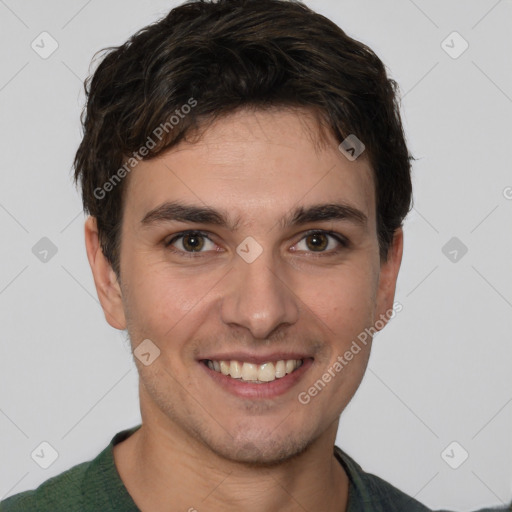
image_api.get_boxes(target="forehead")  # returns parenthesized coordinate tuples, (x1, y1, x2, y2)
(122, 108, 376, 229)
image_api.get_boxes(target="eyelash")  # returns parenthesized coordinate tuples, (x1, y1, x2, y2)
(164, 229, 349, 258)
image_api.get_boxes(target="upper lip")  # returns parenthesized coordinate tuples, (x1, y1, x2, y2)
(198, 352, 313, 365)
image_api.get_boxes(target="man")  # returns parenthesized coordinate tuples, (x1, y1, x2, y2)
(1, 0, 509, 511)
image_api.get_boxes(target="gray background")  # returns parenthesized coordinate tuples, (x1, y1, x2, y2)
(0, 1, 511, 510)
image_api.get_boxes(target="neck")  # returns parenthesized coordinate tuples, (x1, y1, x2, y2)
(114, 393, 349, 512)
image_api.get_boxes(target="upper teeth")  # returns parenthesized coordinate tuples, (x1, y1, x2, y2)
(207, 359, 303, 383)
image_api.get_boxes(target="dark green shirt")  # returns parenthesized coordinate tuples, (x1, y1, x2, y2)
(0, 425, 509, 512)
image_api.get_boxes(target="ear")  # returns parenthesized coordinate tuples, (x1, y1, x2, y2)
(84, 216, 127, 330)
(374, 228, 403, 331)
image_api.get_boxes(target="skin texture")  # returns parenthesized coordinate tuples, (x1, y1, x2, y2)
(85, 107, 403, 512)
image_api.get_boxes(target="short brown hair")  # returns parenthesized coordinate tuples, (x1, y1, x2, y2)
(73, 0, 413, 278)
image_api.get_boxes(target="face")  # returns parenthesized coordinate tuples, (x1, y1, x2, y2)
(87, 107, 402, 465)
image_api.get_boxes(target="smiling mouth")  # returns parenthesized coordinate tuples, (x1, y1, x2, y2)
(202, 359, 305, 384)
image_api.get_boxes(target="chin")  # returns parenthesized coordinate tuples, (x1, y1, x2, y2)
(204, 429, 314, 468)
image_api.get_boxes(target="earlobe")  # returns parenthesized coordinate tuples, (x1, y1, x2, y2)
(84, 216, 127, 330)
(374, 228, 404, 331)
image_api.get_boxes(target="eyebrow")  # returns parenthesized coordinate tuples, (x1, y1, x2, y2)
(140, 201, 367, 230)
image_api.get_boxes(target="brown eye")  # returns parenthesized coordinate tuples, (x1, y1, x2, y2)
(294, 230, 348, 255)
(181, 233, 205, 252)
(166, 231, 215, 254)
(305, 233, 328, 251)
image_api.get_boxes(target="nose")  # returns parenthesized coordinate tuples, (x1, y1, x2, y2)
(220, 247, 300, 340)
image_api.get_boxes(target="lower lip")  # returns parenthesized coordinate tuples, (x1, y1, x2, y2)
(199, 358, 314, 399)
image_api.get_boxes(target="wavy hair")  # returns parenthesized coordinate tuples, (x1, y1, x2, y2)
(73, 0, 413, 277)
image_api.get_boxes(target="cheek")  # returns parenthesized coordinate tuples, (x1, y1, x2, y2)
(123, 256, 224, 341)
(297, 260, 379, 335)
(295, 266, 377, 412)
